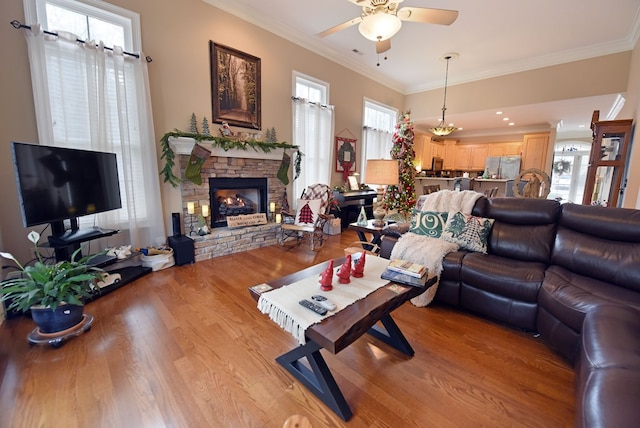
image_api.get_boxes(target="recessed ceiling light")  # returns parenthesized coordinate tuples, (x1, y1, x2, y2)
(503, 117, 509, 121)
(509, 122, 515, 126)
(578, 124, 585, 128)
(496, 111, 503, 115)
(457, 127, 463, 130)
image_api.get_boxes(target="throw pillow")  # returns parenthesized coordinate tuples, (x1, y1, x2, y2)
(441, 211, 495, 253)
(409, 209, 448, 238)
(294, 198, 322, 226)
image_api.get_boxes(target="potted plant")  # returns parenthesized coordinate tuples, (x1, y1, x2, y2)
(0, 231, 105, 334)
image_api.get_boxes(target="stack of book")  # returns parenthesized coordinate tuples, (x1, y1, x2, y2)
(381, 259, 428, 287)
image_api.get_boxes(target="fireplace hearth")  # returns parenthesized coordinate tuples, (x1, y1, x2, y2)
(209, 177, 268, 228)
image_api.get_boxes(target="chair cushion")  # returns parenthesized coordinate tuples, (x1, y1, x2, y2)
(294, 198, 322, 226)
(441, 211, 494, 253)
(409, 209, 448, 238)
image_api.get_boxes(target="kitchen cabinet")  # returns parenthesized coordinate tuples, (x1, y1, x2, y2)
(488, 142, 522, 157)
(454, 146, 471, 170)
(443, 140, 457, 170)
(470, 145, 489, 170)
(521, 133, 550, 171)
(453, 145, 488, 170)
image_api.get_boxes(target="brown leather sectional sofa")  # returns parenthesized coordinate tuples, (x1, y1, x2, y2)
(380, 196, 640, 427)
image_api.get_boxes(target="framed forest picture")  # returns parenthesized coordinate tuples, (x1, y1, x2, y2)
(210, 42, 261, 129)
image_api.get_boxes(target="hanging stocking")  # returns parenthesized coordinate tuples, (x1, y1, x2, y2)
(277, 151, 291, 185)
(184, 143, 211, 185)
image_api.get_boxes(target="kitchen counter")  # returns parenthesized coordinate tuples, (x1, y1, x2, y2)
(416, 176, 517, 197)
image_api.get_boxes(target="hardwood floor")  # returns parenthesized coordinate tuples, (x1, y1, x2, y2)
(0, 230, 574, 427)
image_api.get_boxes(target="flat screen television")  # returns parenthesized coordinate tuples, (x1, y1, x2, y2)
(11, 142, 122, 246)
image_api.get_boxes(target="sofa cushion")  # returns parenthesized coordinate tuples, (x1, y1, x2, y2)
(485, 198, 560, 263)
(576, 305, 640, 427)
(441, 211, 494, 253)
(539, 265, 640, 332)
(553, 204, 640, 292)
(461, 253, 546, 303)
(409, 209, 448, 237)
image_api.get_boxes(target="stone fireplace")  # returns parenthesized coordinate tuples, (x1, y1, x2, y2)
(172, 137, 287, 261)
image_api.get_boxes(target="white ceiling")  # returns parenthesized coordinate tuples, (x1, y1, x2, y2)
(202, 0, 640, 138)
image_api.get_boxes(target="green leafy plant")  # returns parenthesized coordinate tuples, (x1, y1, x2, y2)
(0, 231, 105, 312)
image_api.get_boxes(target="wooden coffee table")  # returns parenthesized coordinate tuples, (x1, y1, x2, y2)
(248, 258, 435, 421)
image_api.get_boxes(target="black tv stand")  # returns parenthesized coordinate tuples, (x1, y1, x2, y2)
(48, 226, 119, 248)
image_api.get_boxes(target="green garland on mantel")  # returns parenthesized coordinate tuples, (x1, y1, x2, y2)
(159, 130, 303, 188)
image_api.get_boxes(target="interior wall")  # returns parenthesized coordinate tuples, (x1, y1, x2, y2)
(406, 52, 632, 127)
(619, 37, 640, 208)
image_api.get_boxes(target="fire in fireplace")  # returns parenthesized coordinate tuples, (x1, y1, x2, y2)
(209, 177, 268, 228)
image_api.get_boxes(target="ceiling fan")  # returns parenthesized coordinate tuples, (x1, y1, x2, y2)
(316, 0, 459, 54)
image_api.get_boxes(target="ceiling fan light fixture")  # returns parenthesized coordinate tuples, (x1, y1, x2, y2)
(358, 13, 402, 41)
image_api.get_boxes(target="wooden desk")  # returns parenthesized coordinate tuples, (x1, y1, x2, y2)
(248, 258, 435, 421)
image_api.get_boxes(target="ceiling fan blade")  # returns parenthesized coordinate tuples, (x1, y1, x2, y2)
(376, 38, 391, 54)
(315, 16, 362, 38)
(396, 7, 459, 25)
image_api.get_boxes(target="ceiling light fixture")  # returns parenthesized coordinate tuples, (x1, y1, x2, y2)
(429, 54, 458, 137)
(358, 11, 402, 42)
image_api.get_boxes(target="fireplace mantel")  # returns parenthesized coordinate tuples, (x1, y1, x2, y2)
(169, 136, 285, 160)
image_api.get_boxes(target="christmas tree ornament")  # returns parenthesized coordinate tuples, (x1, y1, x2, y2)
(189, 113, 199, 134)
(337, 255, 352, 284)
(319, 259, 334, 291)
(352, 252, 366, 278)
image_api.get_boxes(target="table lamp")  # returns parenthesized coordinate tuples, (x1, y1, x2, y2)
(364, 159, 399, 227)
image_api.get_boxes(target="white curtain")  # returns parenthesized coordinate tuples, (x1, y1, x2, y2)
(292, 97, 334, 200)
(360, 126, 393, 181)
(24, 25, 165, 247)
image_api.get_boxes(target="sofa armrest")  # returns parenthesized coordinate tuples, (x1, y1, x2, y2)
(379, 235, 399, 259)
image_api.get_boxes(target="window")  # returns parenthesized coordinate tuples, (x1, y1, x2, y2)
(23, 0, 165, 247)
(292, 72, 333, 199)
(548, 141, 592, 203)
(361, 99, 397, 181)
(27, 0, 140, 49)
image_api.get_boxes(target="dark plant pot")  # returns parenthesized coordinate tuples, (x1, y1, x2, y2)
(30, 304, 84, 334)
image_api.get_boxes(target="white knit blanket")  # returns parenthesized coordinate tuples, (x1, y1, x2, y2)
(257, 256, 390, 344)
(391, 189, 483, 307)
(421, 189, 482, 215)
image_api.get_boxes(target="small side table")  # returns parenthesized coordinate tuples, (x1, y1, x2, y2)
(168, 235, 195, 265)
(348, 220, 386, 252)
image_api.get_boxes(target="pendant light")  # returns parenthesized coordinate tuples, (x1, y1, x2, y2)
(429, 54, 457, 137)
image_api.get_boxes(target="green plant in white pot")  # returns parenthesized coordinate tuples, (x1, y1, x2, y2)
(0, 231, 105, 334)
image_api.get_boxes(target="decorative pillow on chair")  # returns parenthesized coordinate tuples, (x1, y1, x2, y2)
(294, 199, 322, 226)
(441, 211, 494, 253)
(409, 209, 448, 238)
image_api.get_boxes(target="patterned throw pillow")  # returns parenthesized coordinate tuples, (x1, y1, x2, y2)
(441, 211, 495, 253)
(294, 199, 322, 226)
(409, 209, 448, 238)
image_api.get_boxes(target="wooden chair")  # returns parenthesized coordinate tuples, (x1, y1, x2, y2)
(279, 183, 332, 251)
(423, 184, 441, 195)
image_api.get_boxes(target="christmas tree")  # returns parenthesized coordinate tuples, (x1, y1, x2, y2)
(201, 116, 211, 135)
(383, 111, 417, 219)
(189, 113, 198, 134)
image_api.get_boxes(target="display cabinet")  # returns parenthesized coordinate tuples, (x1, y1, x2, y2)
(582, 110, 633, 207)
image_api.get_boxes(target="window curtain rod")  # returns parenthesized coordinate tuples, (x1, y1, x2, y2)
(10, 20, 152, 63)
(291, 96, 332, 109)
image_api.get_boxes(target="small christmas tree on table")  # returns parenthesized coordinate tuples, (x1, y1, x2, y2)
(383, 111, 417, 221)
